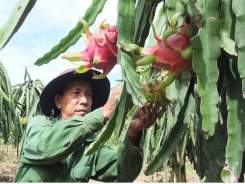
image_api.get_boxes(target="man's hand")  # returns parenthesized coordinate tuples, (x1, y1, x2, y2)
(128, 102, 166, 146)
(102, 86, 122, 123)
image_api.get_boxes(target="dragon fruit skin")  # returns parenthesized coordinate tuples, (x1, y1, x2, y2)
(137, 22, 192, 75)
(92, 22, 118, 79)
(61, 19, 118, 79)
(119, 19, 193, 92)
(61, 19, 95, 73)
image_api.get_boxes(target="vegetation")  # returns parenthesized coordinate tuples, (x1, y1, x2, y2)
(0, 62, 44, 155)
(1, 0, 245, 182)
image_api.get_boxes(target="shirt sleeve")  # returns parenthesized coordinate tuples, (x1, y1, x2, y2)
(22, 108, 105, 164)
(116, 132, 143, 182)
(90, 132, 143, 182)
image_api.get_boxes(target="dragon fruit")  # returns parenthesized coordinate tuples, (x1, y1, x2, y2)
(62, 19, 118, 79)
(141, 79, 174, 106)
(120, 13, 193, 91)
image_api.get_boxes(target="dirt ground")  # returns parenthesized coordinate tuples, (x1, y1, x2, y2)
(0, 146, 201, 182)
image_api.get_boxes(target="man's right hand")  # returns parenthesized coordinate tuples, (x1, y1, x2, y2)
(102, 86, 122, 123)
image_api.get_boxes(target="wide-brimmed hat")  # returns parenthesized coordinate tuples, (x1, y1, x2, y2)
(39, 68, 110, 117)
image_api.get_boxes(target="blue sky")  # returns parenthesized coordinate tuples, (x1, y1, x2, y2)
(0, 0, 122, 87)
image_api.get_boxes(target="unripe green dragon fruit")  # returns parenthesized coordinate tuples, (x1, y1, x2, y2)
(141, 79, 174, 106)
(62, 19, 118, 79)
(120, 13, 193, 91)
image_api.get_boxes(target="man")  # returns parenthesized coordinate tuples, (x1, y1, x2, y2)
(14, 68, 159, 182)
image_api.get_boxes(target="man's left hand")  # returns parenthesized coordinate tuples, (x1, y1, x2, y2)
(128, 102, 165, 146)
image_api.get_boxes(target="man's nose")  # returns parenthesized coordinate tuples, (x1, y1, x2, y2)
(79, 95, 88, 104)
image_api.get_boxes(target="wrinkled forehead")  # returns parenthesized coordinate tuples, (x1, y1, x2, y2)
(61, 78, 92, 93)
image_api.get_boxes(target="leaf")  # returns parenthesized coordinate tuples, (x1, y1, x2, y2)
(117, 0, 147, 106)
(118, 51, 146, 106)
(222, 58, 245, 182)
(204, 125, 226, 182)
(218, 27, 237, 56)
(113, 83, 131, 138)
(134, 0, 147, 44)
(0, 0, 37, 50)
(180, 0, 201, 21)
(143, 126, 154, 165)
(116, 0, 136, 44)
(0, 87, 9, 103)
(0, 59, 14, 111)
(134, 0, 153, 46)
(166, 79, 180, 105)
(232, 0, 245, 97)
(191, 0, 221, 138)
(0, 59, 21, 143)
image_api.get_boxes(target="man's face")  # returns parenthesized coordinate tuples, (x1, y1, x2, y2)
(54, 78, 92, 120)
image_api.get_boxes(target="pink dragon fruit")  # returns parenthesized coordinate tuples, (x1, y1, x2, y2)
(120, 13, 193, 91)
(62, 19, 118, 79)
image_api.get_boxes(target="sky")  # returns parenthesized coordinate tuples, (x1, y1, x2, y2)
(0, 0, 122, 87)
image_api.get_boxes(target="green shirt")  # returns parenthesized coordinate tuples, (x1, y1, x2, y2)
(14, 108, 143, 182)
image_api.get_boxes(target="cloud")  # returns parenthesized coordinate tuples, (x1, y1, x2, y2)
(0, 0, 121, 87)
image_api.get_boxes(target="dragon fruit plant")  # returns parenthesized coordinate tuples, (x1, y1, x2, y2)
(62, 19, 118, 79)
(120, 13, 193, 92)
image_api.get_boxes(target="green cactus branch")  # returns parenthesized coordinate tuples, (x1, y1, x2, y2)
(232, 0, 245, 98)
(34, 0, 107, 66)
(0, 0, 37, 50)
(191, 0, 220, 138)
(2, 0, 245, 182)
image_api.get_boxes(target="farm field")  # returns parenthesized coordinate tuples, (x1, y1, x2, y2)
(0, 146, 201, 182)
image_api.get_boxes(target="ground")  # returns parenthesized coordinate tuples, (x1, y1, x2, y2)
(0, 146, 201, 182)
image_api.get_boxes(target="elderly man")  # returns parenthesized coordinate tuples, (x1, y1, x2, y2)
(14, 68, 159, 182)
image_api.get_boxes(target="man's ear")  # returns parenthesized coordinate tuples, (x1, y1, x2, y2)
(54, 95, 62, 109)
